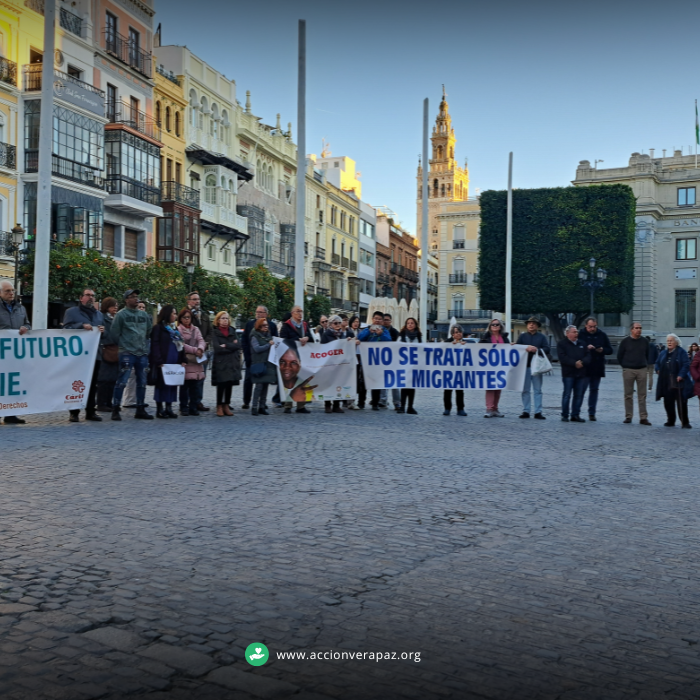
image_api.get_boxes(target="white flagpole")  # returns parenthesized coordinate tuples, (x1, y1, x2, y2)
(294, 20, 306, 311)
(695, 99, 698, 169)
(419, 98, 429, 331)
(505, 152, 513, 338)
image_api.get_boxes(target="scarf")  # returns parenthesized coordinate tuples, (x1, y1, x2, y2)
(326, 327, 342, 340)
(164, 322, 184, 351)
(403, 329, 421, 342)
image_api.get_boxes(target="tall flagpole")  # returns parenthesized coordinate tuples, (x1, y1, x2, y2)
(695, 99, 698, 169)
(294, 20, 306, 311)
(419, 98, 429, 330)
(505, 152, 513, 338)
(33, 0, 56, 329)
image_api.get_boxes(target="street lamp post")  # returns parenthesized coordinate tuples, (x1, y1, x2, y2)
(6, 223, 25, 295)
(185, 261, 195, 293)
(578, 257, 607, 317)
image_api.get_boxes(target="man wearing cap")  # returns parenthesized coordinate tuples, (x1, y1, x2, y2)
(516, 316, 550, 419)
(110, 289, 153, 421)
(578, 317, 613, 421)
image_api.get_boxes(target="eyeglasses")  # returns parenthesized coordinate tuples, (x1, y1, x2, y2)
(83, 293, 95, 297)
(490, 323, 501, 327)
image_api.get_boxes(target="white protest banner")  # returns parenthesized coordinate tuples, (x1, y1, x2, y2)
(360, 342, 530, 391)
(271, 337, 357, 402)
(0, 329, 100, 417)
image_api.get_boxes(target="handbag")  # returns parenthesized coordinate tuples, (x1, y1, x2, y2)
(102, 344, 118, 363)
(531, 349, 553, 376)
(161, 364, 186, 386)
(250, 362, 267, 378)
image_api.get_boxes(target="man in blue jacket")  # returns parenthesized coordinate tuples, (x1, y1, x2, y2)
(62, 288, 105, 422)
(578, 317, 613, 421)
(358, 311, 392, 410)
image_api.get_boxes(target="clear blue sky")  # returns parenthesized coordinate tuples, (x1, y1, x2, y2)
(160, 0, 698, 233)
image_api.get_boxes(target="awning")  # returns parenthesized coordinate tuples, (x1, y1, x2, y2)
(186, 146, 253, 181)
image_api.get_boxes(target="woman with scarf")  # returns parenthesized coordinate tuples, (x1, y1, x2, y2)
(480, 319, 510, 417)
(177, 307, 206, 416)
(211, 310, 242, 416)
(249, 317, 278, 416)
(148, 305, 185, 419)
(398, 317, 422, 414)
(655, 333, 693, 428)
(321, 314, 352, 413)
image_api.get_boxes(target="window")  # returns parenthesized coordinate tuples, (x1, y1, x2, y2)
(155, 101, 161, 126)
(349, 217, 354, 235)
(165, 106, 171, 132)
(360, 249, 374, 266)
(29, 47, 42, 64)
(204, 174, 217, 205)
(104, 129, 161, 204)
(175, 162, 182, 184)
(125, 229, 139, 261)
(130, 96, 140, 121)
(103, 223, 115, 256)
(316, 194, 321, 208)
(175, 111, 181, 137)
(207, 244, 215, 261)
(223, 248, 231, 265)
(166, 158, 173, 182)
(67, 65, 82, 80)
(678, 188, 696, 206)
(128, 27, 140, 67)
(106, 12, 117, 40)
(107, 84, 117, 122)
(676, 289, 696, 328)
(677, 238, 697, 260)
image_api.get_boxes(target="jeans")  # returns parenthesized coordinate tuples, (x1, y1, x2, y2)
(253, 382, 269, 408)
(587, 375, 602, 416)
(380, 388, 401, 407)
(113, 354, 148, 407)
(561, 376, 589, 418)
(521, 369, 543, 414)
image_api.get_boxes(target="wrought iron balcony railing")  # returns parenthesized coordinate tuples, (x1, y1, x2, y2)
(105, 176, 160, 205)
(160, 181, 200, 209)
(108, 99, 161, 141)
(341, 256, 349, 269)
(349, 260, 357, 272)
(453, 239, 465, 249)
(24, 65, 105, 99)
(25, 150, 104, 189)
(314, 246, 326, 260)
(103, 30, 152, 78)
(448, 309, 491, 319)
(237, 253, 264, 268)
(156, 65, 180, 85)
(449, 273, 468, 284)
(331, 252, 340, 266)
(0, 56, 17, 87)
(0, 142, 16, 169)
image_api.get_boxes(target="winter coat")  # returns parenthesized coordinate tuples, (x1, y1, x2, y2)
(656, 346, 694, 401)
(211, 326, 243, 385)
(357, 326, 391, 342)
(0, 301, 30, 330)
(557, 338, 591, 379)
(577, 328, 613, 378)
(178, 323, 206, 381)
(280, 318, 315, 343)
(241, 317, 278, 362)
(516, 330, 550, 368)
(399, 330, 423, 343)
(321, 328, 351, 343)
(147, 323, 185, 388)
(98, 313, 119, 382)
(189, 306, 213, 347)
(479, 331, 510, 343)
(249, 329, 278, 384)
(63, 303, 106, 361)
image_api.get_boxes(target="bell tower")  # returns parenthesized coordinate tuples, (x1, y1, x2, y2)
(416, 86, 470, 251)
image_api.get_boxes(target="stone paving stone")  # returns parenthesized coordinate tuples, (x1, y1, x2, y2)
(205, 666, 300, 698)
(138, 642, 217, 677)
(82, 627, 144, 653)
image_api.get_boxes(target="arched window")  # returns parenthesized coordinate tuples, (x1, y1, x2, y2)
(189, 89, 198, 128)
(441, 184, 445, 197)
(199, 96, 208, 131)
(175, 111, 181, 137)
(221, 176, 226, 189)
(205, 174, 217, 205)
(165, 106, 171, 132)
(256, 159, 262, 188)
(437, 146, 443, 159)
(155, 101, 161, 126)
(211, 104, 219, 139)
(433, 179, 438, 195)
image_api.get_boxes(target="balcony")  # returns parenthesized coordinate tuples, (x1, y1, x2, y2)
(428, 283, 438, 295)
(60, 7, 82, 36)
(0, 56, 17, 88)
(156, 65, 180, 86)
(448, 309, 491, 319)
(24, 65, 105, 100)
(267, 259, 294, 277)
(314, 246, 326, 260)
(341, 256, 349, 269)
(427, 311, 437, 322)
(237, 253, 264, 268)
(0, 142, 16, 170)
(317, 287, 330, 297)
(201, 202, 248, 236)
(108, 99, 161, 142)
(453, 239, 465, 249)
(331, 297, 343, 308)
(331, 252, 340, 266)
(449, 273, 468, 284)
(349, 260, 358, 272)
(25, 150, 104, 189)
(160, 181, 200, 210)
(106, 176, 160, 207)
(104, 30, 153, 79)
(377, 272, 391, 285)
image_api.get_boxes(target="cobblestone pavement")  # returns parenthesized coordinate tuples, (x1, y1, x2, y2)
(1, 367, 700, 700)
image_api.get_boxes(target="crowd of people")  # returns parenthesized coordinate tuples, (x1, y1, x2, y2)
(0, 278, 698, 429)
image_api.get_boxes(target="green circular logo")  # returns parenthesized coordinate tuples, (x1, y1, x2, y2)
(245, 642, 269, 666)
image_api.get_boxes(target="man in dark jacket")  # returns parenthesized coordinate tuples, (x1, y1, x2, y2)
(577, 317, 613, 422)
(186, 291, 213, 412)
(279, 305, 315, 413)
(359, 312, 392, 410)
(62, 289, 105, 422)
(241, 305, 279, 409)
(382, 313, 400, 409)
(617, 322, 650, 425)
(516, 316, 550, 419)
(557, 325, 591, 423)
(647, 336, 660, 391)
(0, 280, 30, 424)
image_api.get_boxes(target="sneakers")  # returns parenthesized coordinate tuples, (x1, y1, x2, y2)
(457, 410, 467, 417)
(534, 413, 546, 420)
(484, 411, 493, 418)
(406, 407, 418, 415)
(519, 412, 530, 419)
(492, 411, 505, 418)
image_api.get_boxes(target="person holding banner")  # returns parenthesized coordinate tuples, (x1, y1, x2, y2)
(347, 315, 365, 410)
(358, 311, 392, 411)
(398, 318, 422, 414)
(516, 317, 550, 420)
(96, 297, 119, 412)
(0, 280, 30, 424)
(557, 325, 591, 423)
(321, 315, 354, 414)
(111, 289, 154, 421)
(249, 318, 279, 416)
(280, 305, 315, 413)
(148, 305, 185, 419)
(62, 288, 105, 423)
(178, 308, 207, 416)
(480, 319, 510, 418)
(443, 325, 467, 417)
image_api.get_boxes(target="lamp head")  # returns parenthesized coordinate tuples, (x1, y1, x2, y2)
(578, 268, 587, 281)
(589, 257, 596, 268)
(11, 223, 24, 247)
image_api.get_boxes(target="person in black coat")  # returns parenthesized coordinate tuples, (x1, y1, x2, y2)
(279, 305, 315, 413)
(211, 311, 242, 416)
(556, 325, 591, 422)
(147, 305, 185, 419)
(577, 317, 613, 421)
(240, 305, 278, 409)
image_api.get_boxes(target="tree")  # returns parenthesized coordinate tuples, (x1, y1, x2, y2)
(273, 277, 295, 320)
(237, 264, 277, 321)
(478, 185, 636, 340)
(306, 294, 331, 326)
